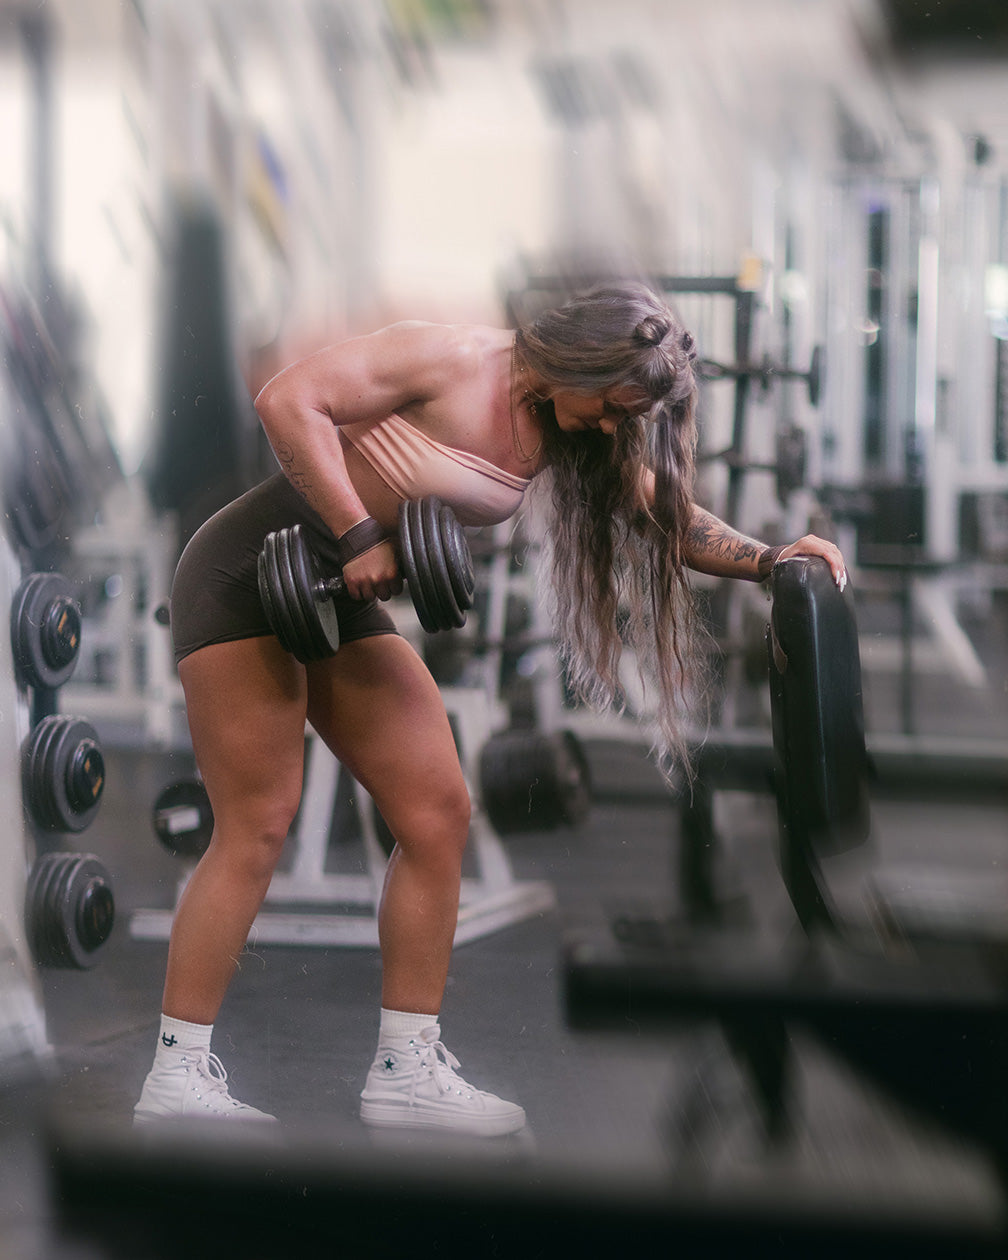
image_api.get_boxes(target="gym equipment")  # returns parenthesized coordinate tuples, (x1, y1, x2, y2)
(10, 571, 82, 691)
(152, 779, 214, 859)
(22, 715, 105, 833)
(565, 557, 1008, 1190)
(699, 423, 808, 504)
(257, 496, 475, 662)
(697, 344, 824, 407)
(25, 850, 115, 969)
(479, 728, 591, 833)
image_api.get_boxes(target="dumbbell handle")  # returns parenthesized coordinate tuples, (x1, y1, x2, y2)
(316, 572, 349, 600)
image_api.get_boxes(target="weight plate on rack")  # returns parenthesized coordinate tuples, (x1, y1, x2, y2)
(25, 851, 115, 969)
(11, 572, 82, 690)
(23, 715, 105, 833)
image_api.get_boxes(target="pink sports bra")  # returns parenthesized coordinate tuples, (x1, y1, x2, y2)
(340, 413, 530, 527)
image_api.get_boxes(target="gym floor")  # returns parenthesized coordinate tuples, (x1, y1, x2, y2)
(4, 587, 1008, 1258)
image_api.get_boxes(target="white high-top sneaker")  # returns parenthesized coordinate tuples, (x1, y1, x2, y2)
(134, 1047, 277, 1125)
(360, 1024, 525, 1137)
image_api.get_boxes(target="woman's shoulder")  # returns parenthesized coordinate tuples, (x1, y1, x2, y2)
(371, 320, 508, 385)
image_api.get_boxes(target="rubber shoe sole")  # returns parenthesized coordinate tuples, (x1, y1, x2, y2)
(360, 1096, 525, 1137)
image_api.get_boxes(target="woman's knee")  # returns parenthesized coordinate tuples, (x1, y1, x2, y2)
(207, 785, 301, 875)
(383, 774, 471, 864)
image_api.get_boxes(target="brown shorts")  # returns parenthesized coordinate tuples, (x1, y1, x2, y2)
(169, 474, 397, 666)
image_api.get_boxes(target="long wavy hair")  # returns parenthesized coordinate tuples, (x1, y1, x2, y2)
(516, 281, 708, 780)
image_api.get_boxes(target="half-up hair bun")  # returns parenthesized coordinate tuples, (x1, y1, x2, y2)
(633, 314, 670, 347)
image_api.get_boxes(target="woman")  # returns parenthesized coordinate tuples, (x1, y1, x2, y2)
(134, 282, 845, 1134)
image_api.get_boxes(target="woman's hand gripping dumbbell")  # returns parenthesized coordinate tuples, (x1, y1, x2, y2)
(257, 497, 475, 662)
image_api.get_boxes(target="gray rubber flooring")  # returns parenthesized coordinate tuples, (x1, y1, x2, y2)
(4, 589, 1008, 1258)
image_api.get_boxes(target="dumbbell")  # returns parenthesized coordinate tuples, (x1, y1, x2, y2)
(258, 496, 476, 663)
(10, 571, 82, 690)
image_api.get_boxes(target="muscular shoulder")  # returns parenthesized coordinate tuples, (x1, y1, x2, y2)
(369, 321, 496, 396)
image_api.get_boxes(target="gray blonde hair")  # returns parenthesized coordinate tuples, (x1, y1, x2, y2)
(518, 282, 707, 781)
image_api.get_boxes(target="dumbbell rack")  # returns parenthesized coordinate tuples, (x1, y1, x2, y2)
(0, 542, 50, 1075)
(132, 521, 556, 950)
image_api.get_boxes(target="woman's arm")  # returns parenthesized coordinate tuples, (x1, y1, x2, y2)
(684, 504, 847, 589)
(253, 322, 465, 600)
(254, 321, 458, 536)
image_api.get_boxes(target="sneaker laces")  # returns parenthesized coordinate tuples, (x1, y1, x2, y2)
(410, 1028, 475, 1105)
(186, 1049, 251, 1111)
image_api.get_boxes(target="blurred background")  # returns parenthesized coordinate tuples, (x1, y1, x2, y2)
(2, 1, 1008, 1257)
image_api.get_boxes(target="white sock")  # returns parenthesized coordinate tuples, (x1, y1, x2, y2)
(156, 1014, 213, 1056)
(379, 1007, 439, 1044)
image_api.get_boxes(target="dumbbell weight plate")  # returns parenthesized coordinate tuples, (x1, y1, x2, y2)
(399, 499, 438, 632)
(258, 526, 341, 662)
(152, 779, 215, 859)
(25, 851, 115, 969)
(480, 729, 592, 833)
(273, 528, 318, 658)
(438, 504, 476, 615)
(279, 525, 338, 661)
(11, 572, 82, 690)
(23, 715, 105, 833)
(420, 497, 467, 629)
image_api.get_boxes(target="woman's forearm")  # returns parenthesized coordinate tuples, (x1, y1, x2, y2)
(683, 505, 782, 581)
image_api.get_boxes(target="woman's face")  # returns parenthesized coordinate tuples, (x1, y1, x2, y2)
(548, 385, 651, 436)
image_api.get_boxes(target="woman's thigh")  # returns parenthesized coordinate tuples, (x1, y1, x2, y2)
(305, 634, 469, 848)
(178, 635, 309, 837)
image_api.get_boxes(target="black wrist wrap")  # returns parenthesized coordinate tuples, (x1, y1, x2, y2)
(335, 517, 389, 569)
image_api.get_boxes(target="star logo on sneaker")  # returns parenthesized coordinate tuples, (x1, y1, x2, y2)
(382, 1056, 396, 1073)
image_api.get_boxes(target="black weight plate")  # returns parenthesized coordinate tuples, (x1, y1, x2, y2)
(152, 778, 214, 858)
(23, 716, 63, 831)
(438, 505, 475, 614)
(420, 497, 465, 630)
(287, 524, 340, 660)
(26, 852, 115, 969)
(409, 499, 445, 631)
(25, 851, 65, 966)
(259, 531, 299, 656)
(275, 527, 319, 662)
(67, 856, 115, 968)
(399, 500, 437, 633)
(11, 572, 82, 690)
(807, 344, 824, 407)
(555, 730, 592, 826)
(480, 729, 592, 833)
(258, 533, 293, 654)
(24, 716, 105, 833)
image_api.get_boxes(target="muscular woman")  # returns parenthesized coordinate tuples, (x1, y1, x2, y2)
(133, 282, 845, 1134)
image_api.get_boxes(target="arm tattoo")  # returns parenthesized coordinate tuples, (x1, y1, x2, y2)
(686, 510, 760, 569)
(273, 440, 320, 511)
(685, 509, 782, 580)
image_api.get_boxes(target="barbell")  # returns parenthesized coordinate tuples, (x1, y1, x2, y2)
(698, 345, 824, 407)
(258, 496, 476, 663)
